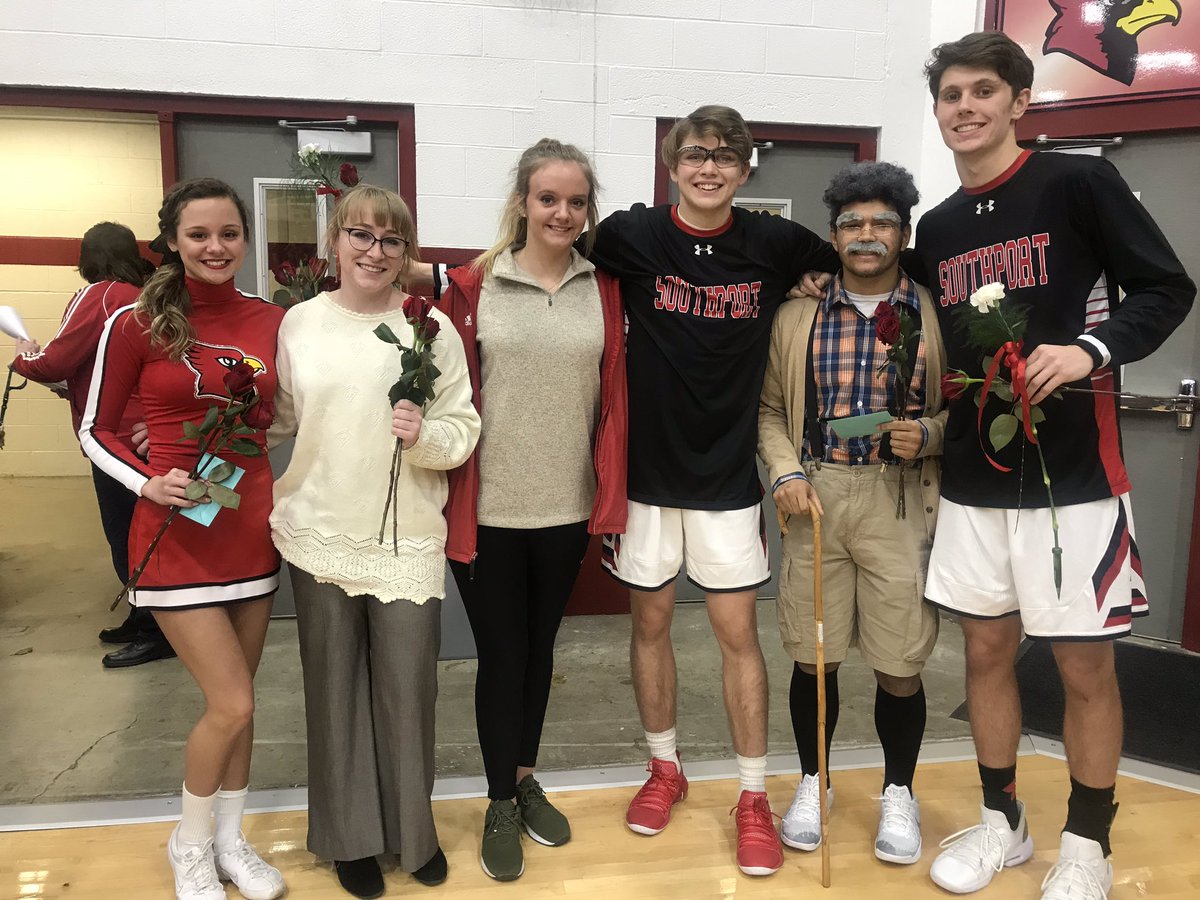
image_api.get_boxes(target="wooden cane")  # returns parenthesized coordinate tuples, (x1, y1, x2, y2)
(810, 504, 831, 888)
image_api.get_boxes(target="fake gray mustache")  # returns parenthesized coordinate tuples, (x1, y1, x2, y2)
(847, 241, 887, 256)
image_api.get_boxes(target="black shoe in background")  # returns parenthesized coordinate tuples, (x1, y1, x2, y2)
(98, 619, 140, 644)
(101, 636, 177, 668)
(334, 857, 384, 899)
(411, 847, 447, 886)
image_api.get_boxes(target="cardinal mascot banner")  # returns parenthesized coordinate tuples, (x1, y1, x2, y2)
(991, 0, 1200, 107)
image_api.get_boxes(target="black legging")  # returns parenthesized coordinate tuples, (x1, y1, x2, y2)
(449, 521, 590, 801)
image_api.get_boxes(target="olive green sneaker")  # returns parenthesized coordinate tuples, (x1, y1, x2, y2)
(517, 775, 571, 847)
(481, 799, 524, 881)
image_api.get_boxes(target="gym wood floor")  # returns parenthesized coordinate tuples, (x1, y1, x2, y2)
(4, 755, 1198, 899)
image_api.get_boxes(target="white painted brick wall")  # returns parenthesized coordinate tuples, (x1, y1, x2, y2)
(1, 0, 986, 247)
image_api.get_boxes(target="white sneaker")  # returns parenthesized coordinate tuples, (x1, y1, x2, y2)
(929, 803, 1034, 894)
(1040, 832, 1113, 900)
(215, 834, 286, 900)
(167, 828, 224, 900)
(781, 773, 833, 851)
(875, 784, 922, 864)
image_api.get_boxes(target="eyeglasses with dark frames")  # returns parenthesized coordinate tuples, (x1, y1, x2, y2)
(676, 145, 744, 169)
(342, 227, 409, 258)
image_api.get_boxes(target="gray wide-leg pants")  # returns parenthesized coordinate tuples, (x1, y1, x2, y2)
(291, 566, 440, 870)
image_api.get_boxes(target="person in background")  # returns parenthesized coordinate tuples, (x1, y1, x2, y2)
(80, 179, 286, 900)
(269, 184, 480, 899)
(439, 138, 627, 883)
(13, 221, 175, 669)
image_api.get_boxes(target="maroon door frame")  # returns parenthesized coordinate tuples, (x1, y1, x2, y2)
(653, 119, 879, 205)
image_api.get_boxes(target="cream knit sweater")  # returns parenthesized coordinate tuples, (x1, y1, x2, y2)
(269, 292, 480, 603)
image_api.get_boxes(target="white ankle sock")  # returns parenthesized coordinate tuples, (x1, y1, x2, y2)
(177, 784, 216, 847)
(645, 727, 679, 769)
(737, 754, 767, 794)
(213, 786, 248, 853)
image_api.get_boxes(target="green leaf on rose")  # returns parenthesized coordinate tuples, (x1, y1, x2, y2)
(992, 381, 1014, 402)
(207, 482, 241, 509)
(230, 438, 262, 457)
(989, 413, 1019, 452)
(182, 420, 201, 441)
(374, 322, 403, 345)
(198, 406, 220, 436)
(1031, 404, 1046, 424)
(207, 461, 235, 483)
(184, 480, 208, 501)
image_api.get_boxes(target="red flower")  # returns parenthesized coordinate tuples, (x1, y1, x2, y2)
(242, 398, 276, 431)
(223, 362, 258, 397)
(308, 257, 328, 280)
(874, 301, 901, 346)
(272, 262, 296, 286)
(424, 317, 441, 340)
(403, 295, 433, 324)
(941, 371, 969, 401)
(339, 163, 360, 187)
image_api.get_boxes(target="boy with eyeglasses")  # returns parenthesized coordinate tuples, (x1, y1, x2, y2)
(588, 105, 837, 877)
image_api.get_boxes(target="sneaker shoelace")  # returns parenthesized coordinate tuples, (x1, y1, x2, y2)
(632, 761, 681, 817)
(730, 794, 782, 849)
(937, 821, 1009, 874)
(180, 839, 222, 892)
(878, 791, 919, 837)
(517, 779, 551, 814)
(488, 802, 522, 836)
(786, 780, 821, 822)
(1040, 857, 1107, 899)
(224, 839, 275, 881)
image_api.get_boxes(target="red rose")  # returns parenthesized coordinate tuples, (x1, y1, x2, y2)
(874, 301, 901, 346)
(272, 262, 296, 286)
(403, 295, 432, 324)
(223, 362, 258, 397)
(339, 163, 360, 187)
(423, 317, 440, 340)
(242, 398, 276, 431)
(941, 371, 969, 401)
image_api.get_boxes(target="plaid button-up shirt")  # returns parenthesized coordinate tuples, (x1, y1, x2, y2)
(802, 271, 927, 465)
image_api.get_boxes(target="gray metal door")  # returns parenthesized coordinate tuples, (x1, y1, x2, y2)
(668, 140, 857, 601)
(1103, 134, 1200, 642)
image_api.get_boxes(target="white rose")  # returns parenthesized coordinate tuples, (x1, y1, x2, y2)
(298, 142, 322, 164)
(969, 282, 1005, 312)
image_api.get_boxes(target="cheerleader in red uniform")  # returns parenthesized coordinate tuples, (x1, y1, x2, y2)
(80, 178, 285, 900)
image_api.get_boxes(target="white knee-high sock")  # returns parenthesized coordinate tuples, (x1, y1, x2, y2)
(737, 754, 767, 794)
(213, 786, 249, 852)
(177, 784, 217, 847)
(645, 727, 679, 770)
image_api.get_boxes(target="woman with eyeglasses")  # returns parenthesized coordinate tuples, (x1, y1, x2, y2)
(269, 183, 480, 899)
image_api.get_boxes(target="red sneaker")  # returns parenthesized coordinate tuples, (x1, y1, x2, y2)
(626, 757, 688, 835)
(732, 790, 783, 876)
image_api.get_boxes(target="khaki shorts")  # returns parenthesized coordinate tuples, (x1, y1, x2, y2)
(777, 463, 938, 677)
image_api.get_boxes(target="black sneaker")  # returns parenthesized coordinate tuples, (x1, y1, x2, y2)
(334, 857, 384, 899)
(411, 846, 447, 886)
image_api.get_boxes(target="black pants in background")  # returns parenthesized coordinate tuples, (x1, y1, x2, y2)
(91, 463, 160, 635)
(449, 521, 590, 801)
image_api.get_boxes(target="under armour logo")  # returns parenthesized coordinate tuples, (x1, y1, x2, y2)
(464, 314, 472, 327)
(976, 200, 995, 214)
(694, 244, 713, 255)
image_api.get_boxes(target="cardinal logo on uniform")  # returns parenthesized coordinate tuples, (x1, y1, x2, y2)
(1043, 0, 1182, 86)
(183, 341, 266, 400)
(694, 244, 713, 255)
(976, 200, 996, 215)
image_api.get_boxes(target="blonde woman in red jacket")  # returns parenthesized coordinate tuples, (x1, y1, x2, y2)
(440, 138, 627, 883)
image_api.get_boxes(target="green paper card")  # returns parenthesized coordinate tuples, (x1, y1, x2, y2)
(826, 410, 892, 439)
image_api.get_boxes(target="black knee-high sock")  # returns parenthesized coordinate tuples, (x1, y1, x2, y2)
(1064, 777, 1117, 857)
(789, 664, 839, 782)
(875, 683, 926, 793)
(979, 762, 1021, 830)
